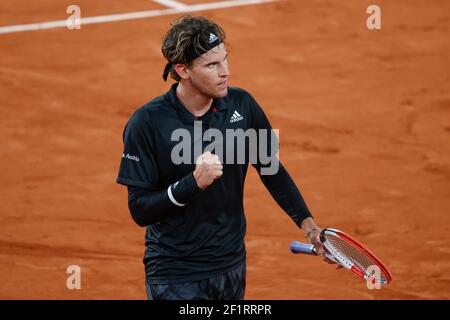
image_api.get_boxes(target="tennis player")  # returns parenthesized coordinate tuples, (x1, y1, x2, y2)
(116, 15, 334, 300)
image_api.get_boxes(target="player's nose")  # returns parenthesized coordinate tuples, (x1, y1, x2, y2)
(218, 62, 230, 77)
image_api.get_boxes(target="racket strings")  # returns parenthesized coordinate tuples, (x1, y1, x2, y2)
(326, 234, 388, 283)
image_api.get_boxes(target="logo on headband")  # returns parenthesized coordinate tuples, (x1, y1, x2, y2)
(209, 33, 219, 44)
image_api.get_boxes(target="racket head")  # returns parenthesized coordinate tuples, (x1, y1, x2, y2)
(320, 228, 392, 285)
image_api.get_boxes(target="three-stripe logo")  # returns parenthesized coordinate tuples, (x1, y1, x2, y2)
(230, 110, 243, 123)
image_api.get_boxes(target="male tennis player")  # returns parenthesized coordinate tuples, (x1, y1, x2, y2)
(116, 15, 334, 300)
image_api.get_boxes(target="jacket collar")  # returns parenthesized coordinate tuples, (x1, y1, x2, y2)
(167, 83, 227, 125)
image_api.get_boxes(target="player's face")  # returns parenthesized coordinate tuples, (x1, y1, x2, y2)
(188, 43, 229, 99)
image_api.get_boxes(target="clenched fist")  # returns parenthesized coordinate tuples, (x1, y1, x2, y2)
(193, 151, 223, 190)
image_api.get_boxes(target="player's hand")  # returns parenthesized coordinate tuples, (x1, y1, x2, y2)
(193, 151, 223, 190)
(307, 228, 343, 269)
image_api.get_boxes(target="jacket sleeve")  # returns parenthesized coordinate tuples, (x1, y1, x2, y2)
(127, 172, 202, 227)
(248, 92, 313, 226)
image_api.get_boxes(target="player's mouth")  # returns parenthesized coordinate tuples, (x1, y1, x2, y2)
(218, 80, 227, 88)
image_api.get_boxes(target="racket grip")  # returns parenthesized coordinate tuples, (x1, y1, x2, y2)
(290, 241, 316, 255)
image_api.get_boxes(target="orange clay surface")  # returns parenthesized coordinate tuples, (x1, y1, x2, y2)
(0, 0, 449, 299)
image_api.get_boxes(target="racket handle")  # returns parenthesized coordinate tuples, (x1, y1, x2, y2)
(290, 241, 316, 255)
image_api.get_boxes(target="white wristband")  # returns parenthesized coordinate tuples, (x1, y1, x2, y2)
(167, 184, 186, 207)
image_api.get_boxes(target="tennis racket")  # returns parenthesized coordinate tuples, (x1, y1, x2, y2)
(290, 228, 392, 285)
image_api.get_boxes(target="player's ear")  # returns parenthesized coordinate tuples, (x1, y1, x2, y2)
(174, 63, 190, 80)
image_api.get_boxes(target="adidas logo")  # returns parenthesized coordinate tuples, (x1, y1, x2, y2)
(209, 33, 219, 43)
(230, 110, 243, 123)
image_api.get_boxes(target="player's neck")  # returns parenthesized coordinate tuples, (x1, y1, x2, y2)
(176, 81, 212, 117)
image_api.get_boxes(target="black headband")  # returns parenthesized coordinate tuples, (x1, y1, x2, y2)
(162, 29, 223, 81)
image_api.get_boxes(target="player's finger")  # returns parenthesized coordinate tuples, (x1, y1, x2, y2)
(203, 153, 221, 165)
(211, 155, 221, 164)
(196, 152, 211, 164)
(314, 243, 326, 256)
(209, 163, 223, 171)
(204, 155, 216, 165)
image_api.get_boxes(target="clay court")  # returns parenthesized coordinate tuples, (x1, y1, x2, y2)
(0, 0, 449, 299)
